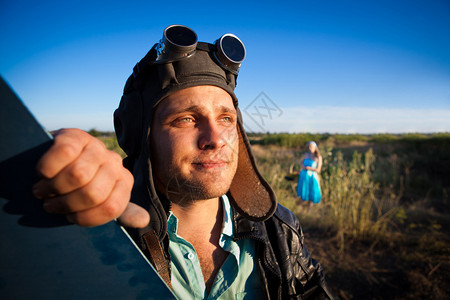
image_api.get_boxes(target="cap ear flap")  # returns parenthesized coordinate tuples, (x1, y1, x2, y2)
(113, 75, 143, 159)
(228, 116, 277, 221)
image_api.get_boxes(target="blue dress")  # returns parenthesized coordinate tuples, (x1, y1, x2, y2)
(296, 158, 321, 203)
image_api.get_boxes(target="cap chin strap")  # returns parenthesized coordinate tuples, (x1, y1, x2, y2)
(142, 230, 172, 289)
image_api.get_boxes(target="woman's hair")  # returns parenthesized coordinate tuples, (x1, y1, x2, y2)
(307, 141, 321, 158)
(313, 147, 321, 158)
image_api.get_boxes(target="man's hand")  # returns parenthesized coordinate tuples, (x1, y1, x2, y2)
(32, 128, 150, 228)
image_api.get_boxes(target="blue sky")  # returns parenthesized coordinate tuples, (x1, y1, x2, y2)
(1, 0, 449, 133)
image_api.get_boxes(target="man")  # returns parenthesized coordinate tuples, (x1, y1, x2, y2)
(33, 25, 333, 299)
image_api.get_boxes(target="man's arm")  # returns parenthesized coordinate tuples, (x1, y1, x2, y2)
(32, 128, 149, 228)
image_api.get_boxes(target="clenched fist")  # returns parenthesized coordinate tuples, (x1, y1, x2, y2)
(32, 128, 149, 228)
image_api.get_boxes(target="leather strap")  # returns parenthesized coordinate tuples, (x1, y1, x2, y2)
(142, 231, 172, 290)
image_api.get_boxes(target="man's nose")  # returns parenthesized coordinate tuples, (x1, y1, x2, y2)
(198, 120, 226, 150)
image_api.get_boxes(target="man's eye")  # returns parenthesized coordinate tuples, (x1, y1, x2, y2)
(180, 117, 193, 122)
(221, 116, 233, 123)
(172, 116, 195, 126)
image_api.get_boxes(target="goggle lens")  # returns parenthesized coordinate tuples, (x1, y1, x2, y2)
(220, 34, 246, 63)
(165, 25, 197, 48)
(154, 25, 245, 74)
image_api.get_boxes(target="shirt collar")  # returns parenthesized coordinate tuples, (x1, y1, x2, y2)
(167, 195, 233, 238)
(221, 194, 233, 238)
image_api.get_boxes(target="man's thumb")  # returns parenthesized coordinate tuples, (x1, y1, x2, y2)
(118, 202, 150, 228)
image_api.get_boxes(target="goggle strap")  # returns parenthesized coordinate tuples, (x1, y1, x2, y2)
(195, 42, 212, 52)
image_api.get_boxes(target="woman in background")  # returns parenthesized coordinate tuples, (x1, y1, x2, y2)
(297, 141, 322, 211)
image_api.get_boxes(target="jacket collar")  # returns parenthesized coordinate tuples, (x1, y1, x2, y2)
(232, 206, 269, 243)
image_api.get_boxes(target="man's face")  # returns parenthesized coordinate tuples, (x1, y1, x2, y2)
(151, 85, 239, 206)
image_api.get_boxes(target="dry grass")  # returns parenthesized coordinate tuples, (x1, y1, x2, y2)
(251, 140, 450, 299)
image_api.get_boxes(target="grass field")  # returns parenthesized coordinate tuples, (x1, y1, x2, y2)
(251, 133, 450, 299)
(94, 129, 450, 299)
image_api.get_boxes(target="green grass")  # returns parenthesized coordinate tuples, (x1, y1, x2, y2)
(249, 132, 450, 149)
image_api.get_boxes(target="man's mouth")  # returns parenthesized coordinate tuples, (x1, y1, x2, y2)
(192, 160, 228, 169)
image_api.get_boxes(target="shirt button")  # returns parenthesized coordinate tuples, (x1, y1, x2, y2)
(187, 252, 195, 260)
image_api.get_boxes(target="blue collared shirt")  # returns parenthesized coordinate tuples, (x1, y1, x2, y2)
(167, 195, 264, 299)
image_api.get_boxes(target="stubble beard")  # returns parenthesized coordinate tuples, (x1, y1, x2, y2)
(162, 163, 237, 207)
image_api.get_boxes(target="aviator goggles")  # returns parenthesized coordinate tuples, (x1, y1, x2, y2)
(134, 24, 246, 77)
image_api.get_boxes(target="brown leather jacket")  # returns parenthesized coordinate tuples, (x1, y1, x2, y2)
(233, 204, 334, 299)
